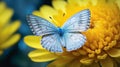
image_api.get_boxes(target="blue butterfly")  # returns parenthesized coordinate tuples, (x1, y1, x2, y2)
(27, 9, 90, 52)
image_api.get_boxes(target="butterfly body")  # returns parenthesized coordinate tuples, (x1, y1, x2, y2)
(27, 9, 90, 52)
(57, 27, 64, 36)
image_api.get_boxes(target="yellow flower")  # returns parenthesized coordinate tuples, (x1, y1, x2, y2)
(24, 0, 120, 67)
(0, 2, 21, 55)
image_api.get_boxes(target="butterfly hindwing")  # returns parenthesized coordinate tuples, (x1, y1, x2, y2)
(64, 33, 86, 51)
(27, 15, 58, 36)
(41, 34, 63, 52)
(62, 9, 90, 32)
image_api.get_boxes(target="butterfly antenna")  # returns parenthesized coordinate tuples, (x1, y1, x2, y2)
(49, 16, 59, 26)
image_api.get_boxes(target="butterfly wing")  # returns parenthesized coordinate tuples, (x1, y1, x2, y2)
(61, 9, 90, 51)
(27, 15, 58, 36)
(27, 15, 63, 52)
(64, 33, 86, 51)
(41, 34, 63, 52)
(62, 9, 90, 32)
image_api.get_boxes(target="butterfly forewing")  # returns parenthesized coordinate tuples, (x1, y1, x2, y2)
(62, 9, 90, 32)
(27, 15, 58, 36)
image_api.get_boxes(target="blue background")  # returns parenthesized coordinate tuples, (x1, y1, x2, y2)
(0, 0, 52, 67)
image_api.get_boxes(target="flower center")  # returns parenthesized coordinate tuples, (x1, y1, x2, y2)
(69, 4, 120, 60)
(55, 2, 120, 61)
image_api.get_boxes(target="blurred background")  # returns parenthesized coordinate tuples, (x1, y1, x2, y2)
(0, 0, 52, 67)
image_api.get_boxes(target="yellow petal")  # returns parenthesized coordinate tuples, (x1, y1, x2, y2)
(0, 34, 20, 49)
(114, 57, 120, 63)
(100, 57, 114, 67)
(97, 0, 115, 4)
(0, 50, 3, 55)
(82, 62, 100, 67)
(113, 60, 118, 67)
(90, 0, 98, 6)
(89, 63, 100, 67)
(0, 8, 13, 29)
(33, 11, 43, 17)
(80, 58, 93, 65)
(0, 2, 6, 13)
(107, 48, 120, 58)
(52, 0, 67, 13)
(48, 58, 73, 67)
(108, 0, 115, 2)
(68, 0, 89, 6)
(116, 0, 120, 8)
(115, 42, 120, 48)
(68, 0, 80, 4)
(0, 21, 21, 44)
(32, 11, 54, 24)
(24, 35, 45, 49)
(62, 52, 75, 59)
(67, 60, 82, 67)
(39, 5, 57, 23)
(28, 50, 57, 62)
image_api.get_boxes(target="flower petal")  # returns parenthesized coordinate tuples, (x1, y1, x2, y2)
(0, 8, 13, 29)
(113, 60, 118, 67)
(0, 50, 3, 55)
(90, 0, 98, 6)
(0, 2, 6, 13)
(68, 0, 89, 6)
(114, 57, 120, 63)
(33, 11, 43, 17)
(0, 34, 20, 49)
(107, 48, 120, 58)
(116, 0, 120, 8)
(68, 0, 80, 4)
(52, 0, 67, 12)
(28, 50, 57, 62)
(80, 58, 93, 65)
(0, 21, 20, 44)
(82, 62, 100, 67)
(89, 63, 100, 67)
(48, 58, 73, 67)
(67, 60, 82, 67)
(39, 5, 57, 23)
(24, 35, 45, 49)
(100, 57, 114, 67)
